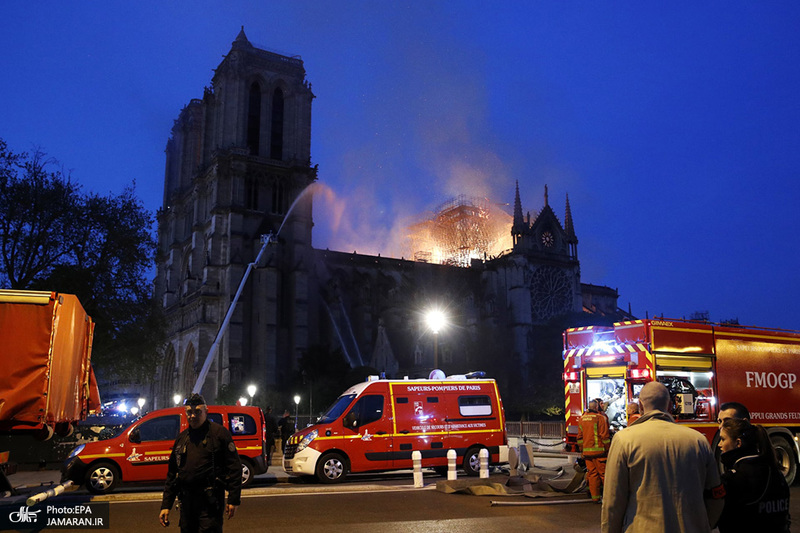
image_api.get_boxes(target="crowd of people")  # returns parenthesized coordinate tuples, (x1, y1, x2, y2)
(578, 385, 791, 532)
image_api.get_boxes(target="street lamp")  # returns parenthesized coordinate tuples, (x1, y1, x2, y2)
(425, 309, 447, 369)
(294, 394, 301, 429)
(247, 384, 257, 402)
(173, 394, 182, 406)
(137, 398, 146, 414)
(238, 397, 248, 406)
(131, 406, 139, 416)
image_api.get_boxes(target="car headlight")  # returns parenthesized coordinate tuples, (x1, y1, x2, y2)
(68, 444, 85, 458)
(296, 429, 318, 452)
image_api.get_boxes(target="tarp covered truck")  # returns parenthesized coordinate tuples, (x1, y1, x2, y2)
(0, 290, 101, 441)
(562, 319, 800, 484)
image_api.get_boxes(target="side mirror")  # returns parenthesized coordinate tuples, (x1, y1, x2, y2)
(129, 427, 141, 444)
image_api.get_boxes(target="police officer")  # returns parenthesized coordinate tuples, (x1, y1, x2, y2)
(159, 394, 242, 532)
(578, 399, 611, 504)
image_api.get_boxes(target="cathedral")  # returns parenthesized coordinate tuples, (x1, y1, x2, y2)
(153, 29, 629, 409)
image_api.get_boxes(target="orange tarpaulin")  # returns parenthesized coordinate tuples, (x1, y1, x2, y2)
(0, 290, 101, 433)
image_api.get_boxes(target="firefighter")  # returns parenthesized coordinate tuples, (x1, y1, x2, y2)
(626, 401, 641, 425)
(159, 393, 242, 531)
(578, 399, 611, 503)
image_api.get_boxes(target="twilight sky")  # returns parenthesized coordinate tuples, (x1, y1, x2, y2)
(2, 2, 799, 330)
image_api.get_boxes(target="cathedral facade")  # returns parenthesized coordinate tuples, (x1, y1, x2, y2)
(153, 30, 627, 408)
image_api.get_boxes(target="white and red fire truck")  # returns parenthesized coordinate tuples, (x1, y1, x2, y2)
(283, 372, 508, 483)
(562, 319, 800, 484)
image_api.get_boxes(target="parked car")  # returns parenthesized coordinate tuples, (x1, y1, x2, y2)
(62, 405, 268, 494)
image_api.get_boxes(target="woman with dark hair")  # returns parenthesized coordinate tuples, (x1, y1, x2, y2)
(717, 418, 791, 532)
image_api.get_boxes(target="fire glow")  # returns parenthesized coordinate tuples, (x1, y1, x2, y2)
(407, 195, 512, 267)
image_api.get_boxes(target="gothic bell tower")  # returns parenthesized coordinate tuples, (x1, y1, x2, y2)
(155, 28, 317, 405)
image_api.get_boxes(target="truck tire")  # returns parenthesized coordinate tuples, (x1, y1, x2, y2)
(86, 462, 120, 494)
(33, 424, 54, 441)
(771, 435, 797, 485)
(316, 452, 348, 484)
(463, 447, 483, 477)
(240, 457, 254, 488)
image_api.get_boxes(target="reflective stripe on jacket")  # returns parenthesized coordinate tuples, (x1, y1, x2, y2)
(577, 410, 610, 456)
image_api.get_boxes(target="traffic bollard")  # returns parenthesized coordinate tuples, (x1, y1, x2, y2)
(508, 447, 519, 476)
(479, 448, 489, 478)
(412, 450, 423, 487)
(447, 449, 457, 480)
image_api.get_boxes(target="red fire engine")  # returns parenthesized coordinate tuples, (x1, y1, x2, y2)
(562, 319, 800, 484)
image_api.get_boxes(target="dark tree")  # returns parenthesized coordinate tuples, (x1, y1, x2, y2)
(0, 138, 164, 380)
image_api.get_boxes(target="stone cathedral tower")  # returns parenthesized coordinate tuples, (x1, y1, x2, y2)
(154, 28, 316, 405)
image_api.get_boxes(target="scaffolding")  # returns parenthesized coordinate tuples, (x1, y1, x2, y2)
(408, 195, 512, 267)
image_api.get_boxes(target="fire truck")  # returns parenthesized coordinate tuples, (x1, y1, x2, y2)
(562, 319, 800, 484)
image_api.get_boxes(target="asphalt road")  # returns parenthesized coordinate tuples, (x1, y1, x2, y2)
(12, 482, 800, 533)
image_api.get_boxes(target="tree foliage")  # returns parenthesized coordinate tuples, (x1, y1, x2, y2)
(0, 138, 164, 380)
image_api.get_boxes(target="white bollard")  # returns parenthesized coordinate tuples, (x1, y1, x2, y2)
(479, 448, 489, 478)
(26, 480, 73, 507)
(447, 449, 457, 481)
(508, 447, 519, 477)
(412, 450, 423, 487)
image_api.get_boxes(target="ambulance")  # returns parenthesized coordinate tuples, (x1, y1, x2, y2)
(62, 404, 268, 493)
(283, 372, 509, 483)
(562, 319, 800, 484)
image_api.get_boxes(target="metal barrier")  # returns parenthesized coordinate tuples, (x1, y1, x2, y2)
(506, 421, 565, 439)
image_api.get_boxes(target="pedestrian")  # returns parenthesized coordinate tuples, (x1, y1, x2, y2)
(717, 418, 790, 532)
(159, 394, 242, 531)
(626, 401, 641, 425)
(717, 401, 750, 426)
(601, 381, 725, 533)
(278, 410, 295, 452)
(264, 406, 279, 465)
(578, 399, 611, 504)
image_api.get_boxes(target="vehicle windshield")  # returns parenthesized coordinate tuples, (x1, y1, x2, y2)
(316, 393, 357, 424)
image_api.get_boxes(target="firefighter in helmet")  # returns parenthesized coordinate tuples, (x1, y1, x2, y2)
(578, 399, 611, 503)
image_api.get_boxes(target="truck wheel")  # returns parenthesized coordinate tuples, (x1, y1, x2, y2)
(316, 452, 348, 484)
(55, 423, 74, 438)
(33, 424, 54, 441)
(240, 458, 254, 488)
(86, 462, 120, 494)
(771, 435, 797, 485)
(463, 447, 483, 477)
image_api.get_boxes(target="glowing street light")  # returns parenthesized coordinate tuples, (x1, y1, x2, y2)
(239, 397, 248, 406)
(425, 309, 447, 369)
(131, 406, 139, 416)
(173, 394, 182, 406)
(247, 384, 257, 401)
(294, 394, 301, 429)
(137, 398, 146, 413)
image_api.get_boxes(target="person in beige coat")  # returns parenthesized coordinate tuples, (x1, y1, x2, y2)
(601, 382, 725, 533)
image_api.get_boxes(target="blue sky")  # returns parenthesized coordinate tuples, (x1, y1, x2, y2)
(2, 2, 799, 330)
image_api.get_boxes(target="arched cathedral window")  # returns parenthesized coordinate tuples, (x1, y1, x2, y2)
(270, 88, 284, 160)
(247, 82, 261, 155)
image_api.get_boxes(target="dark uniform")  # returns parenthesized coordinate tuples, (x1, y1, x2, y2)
(718, 446, 790, 532)
(160, 420, 242, 533)
(264, 408, 279, 465)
